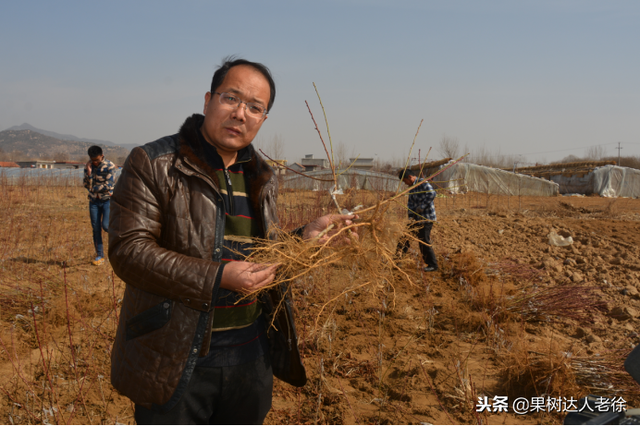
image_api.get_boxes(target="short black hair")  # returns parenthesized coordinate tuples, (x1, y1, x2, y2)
(88, 146, 103, 158)
(210, 56, 276, 113)
(398, 169, 417, 180)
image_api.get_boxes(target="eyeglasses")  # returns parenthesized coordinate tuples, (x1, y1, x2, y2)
(215, 92, 268, 118)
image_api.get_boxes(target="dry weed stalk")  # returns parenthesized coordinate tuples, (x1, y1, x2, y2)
(444, 251, 489, 288)
(0, 182, 128, 424)
(571, 350, 640, 394)
(445, 252, 605, 324)
(602, 198, 621, 218)
(493, 258, 545, 283)
(502, 342, 639, 405)
(506, 284, 606, 322)
(500, 339, 579, 398)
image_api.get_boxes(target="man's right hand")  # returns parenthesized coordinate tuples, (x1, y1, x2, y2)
(85, 160, 92, 174)
(220, 261, 280, 294)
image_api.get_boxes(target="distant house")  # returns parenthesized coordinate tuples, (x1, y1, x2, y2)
(265, 159, 287, 175)
(0, 161, 19, 168)
(16, 160, 56, 169)
(288, 162, 305, 173)
(348, 157, 374, 171)
(53, 161, 84, 170)
(300, 154, 329, 172)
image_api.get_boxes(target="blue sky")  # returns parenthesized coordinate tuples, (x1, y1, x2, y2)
(1, 0, 638, 165)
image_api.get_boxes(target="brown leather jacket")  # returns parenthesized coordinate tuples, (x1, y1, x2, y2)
(109, 114, 306, 412)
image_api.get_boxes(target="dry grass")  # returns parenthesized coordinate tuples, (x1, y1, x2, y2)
(0, 182, 131, 424)
(602, 198, 621, 218)
(435, 248, 635, 423)
(505, 283, 607, 323)
(572, 349, 640, 395)
(500, 338, 580, 399)
(442, 251, 490, 288)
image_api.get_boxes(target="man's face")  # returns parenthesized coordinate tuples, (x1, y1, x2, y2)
(201, 65, 270, 158)
(403, 176, 415, 186)
(91, 155, 104, 167)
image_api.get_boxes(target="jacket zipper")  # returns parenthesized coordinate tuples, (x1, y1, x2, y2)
(224, 168, 234, 215)
(179, 157, 226, 256)
(178, 157, 226, 355)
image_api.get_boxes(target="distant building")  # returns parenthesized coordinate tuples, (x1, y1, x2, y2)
(53, 161, 84, 170)
(0, 161, 19, 168)
(348, 157, 374, 171)
(16, 160, 56, 169)
(300, 154, 329, 172)
(265, 159, 287, 175)
(288, 162, 305, 173)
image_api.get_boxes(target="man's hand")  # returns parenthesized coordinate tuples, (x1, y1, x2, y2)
(85, 160, 92, 175)
(220, 261, 279, 294)
(303, 214, 357, 243)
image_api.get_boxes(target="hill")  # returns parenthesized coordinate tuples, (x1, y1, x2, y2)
(0, 128, 130, 164)
(4, 123, 116, 147)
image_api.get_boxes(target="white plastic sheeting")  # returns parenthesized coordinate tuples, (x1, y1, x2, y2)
(433, 162, 559, 196)
(282, 169, 399, 192)
(0, 168, 122, 186)
(550, 165, 640, 198)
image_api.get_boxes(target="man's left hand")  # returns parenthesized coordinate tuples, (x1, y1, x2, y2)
(303, 214, 357, 243)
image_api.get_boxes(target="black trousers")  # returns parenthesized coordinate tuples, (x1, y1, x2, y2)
(134, 354, 273, 425)
(397, 221, 438, 269)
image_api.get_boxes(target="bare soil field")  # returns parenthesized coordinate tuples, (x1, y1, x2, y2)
(1, 182, 639, 424)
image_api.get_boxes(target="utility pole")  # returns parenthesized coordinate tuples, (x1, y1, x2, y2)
(617, 142, 623, 166)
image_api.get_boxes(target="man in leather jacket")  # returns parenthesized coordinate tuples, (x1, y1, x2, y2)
(108, 58, 354, 424)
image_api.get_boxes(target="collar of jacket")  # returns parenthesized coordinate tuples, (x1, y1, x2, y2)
(174, 113, 277, 235)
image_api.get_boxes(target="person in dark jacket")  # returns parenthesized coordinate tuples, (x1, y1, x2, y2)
(108, 57, 354, 424)
(397, 169, 438, 272)
(83, 145, 116, 266)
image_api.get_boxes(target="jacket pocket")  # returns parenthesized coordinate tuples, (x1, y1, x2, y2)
(126, 299, 172, 341)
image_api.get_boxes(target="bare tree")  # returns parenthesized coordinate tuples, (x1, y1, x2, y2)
(9, 150, 27, 161)
(437, 134, 460, 159)
(264, 133, 285, 161)
(461, 142, 470, 162)
(53, 151, 69, 162)
(467, 144, 493, 166)
(333, 141, 348, 168)
(585, 145, 606, 161)
(253, 133, 284, 161)
(556, 154, 581, 164)
(465, 144, 526, 169)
